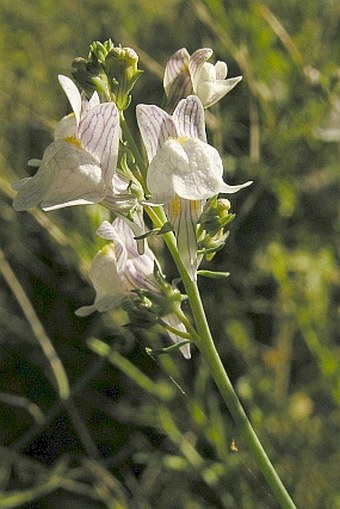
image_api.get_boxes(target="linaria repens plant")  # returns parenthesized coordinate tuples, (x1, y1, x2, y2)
(12, 40, 297, 509)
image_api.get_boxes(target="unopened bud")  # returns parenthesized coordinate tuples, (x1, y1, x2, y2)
(199, 196, 234, 236)
(106, 46, 143, 110)
(72, 40, 143, 108)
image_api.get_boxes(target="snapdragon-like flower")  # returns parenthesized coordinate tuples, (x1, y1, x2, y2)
(164, 48, 242, 109)
(136, 95, 251, 278)
(12, 75, 119, 211)
(76, 218, 191, 359)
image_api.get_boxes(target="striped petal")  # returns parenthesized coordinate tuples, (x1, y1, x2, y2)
(163, 47, 190, 96)
(173, 96, 206, 142)
(166, 196, 203, 280)
(136, 104, 178, 162)
(188, 48, 213, 94)
(78, 102, 119, 184)
(97, 218, 155, 288)
(96, 220, 128, 274)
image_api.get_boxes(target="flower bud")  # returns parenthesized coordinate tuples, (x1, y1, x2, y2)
(122, 293, 159, 328)
(198, 197, 235, 261)
(72, 39, 143, 109)
(105, 46, 143, 110)
(71, 41, 114, 99)
(199, 196, 234, 236)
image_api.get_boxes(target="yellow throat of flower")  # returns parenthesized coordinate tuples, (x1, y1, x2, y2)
(64, 136, 82, 148)
(176, 135, 190, 145)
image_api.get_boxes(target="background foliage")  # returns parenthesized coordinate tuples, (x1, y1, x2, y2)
(1, 0, 340, 507)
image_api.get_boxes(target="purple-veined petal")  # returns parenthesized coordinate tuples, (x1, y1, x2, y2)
(163, 47, 190, 96)
(78, 102, 119, 184)
(136, 104, 178, 162)
(162, 313, 191, 359)
(97, 218, 155, 281)
(166, 196, 202, 280)
(123, 256, 156, 293)
(96, 220, 128, 274)
(188, 48, 213, 92)
(173, 96, 207, 142)
(96, 220, 117, 241)
(58, 75, 82, 126)
(98, 218, 136, 257)
(110, 218, 156, 288)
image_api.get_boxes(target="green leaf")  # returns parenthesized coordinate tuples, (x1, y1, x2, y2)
(157, 222, 174, 235)
(145, 340, 192, 356)
(134, 229, 160, 240)
(197, 270, 230, 279)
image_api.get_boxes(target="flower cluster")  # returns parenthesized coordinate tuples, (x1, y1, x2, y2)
(12, 41, 251, 358)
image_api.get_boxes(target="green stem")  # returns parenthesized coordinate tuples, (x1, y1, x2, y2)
(146, 205, 297, 509)
(184, 281, 297, 509)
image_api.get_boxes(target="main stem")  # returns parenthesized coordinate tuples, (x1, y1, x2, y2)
(148, 206, 297, 509)
(184, 280, 297, 509)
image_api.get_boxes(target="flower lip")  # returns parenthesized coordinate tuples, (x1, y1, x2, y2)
(146, 136, 252, 204)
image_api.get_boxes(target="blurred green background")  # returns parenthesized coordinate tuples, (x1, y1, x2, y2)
(1, 0, 340, 507)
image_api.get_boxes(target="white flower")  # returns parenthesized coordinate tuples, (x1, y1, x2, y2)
(75, 218, 154, 315)
(136, 95, 251, 278)
(12, 75, 119, 211)
(76, 218, 191, 359)
(164, 48, 242, 109)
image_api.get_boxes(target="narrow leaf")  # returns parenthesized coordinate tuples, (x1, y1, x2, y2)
(197, 270, 230, 279)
